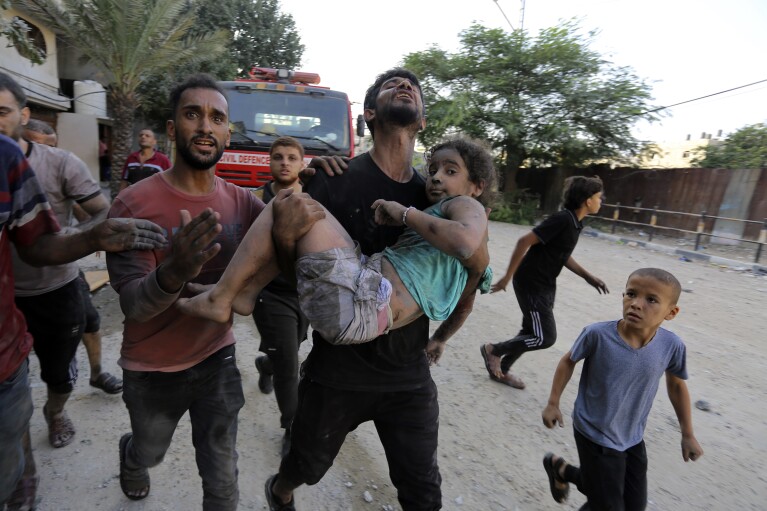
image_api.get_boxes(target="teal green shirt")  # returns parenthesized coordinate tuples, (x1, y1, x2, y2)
(383, 197, 492, 321)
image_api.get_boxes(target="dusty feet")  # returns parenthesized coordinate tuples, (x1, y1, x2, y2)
(493, 372, 526, 389)
(43, 405, 75, 448)
(480, 343, 502, 378)
(176, 284, 233, 323)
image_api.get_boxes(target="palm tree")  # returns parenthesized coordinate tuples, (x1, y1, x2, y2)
(17, 0, 228, 196)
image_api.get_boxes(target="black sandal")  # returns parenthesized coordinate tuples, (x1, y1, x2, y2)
(90, 372, 123, 394)
(119, 433, 150, 500)
(543, 452, 570, 503)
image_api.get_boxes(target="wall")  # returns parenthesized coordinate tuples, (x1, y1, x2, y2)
(509, 166, 765, 240)
(57, 113, 100, 182)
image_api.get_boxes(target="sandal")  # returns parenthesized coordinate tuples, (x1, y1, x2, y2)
(480, 344, 501, 378)
(264, 474, 295, 511)
(5, 474, 39, 511)
(42, 405, 75, 448)
(543, 452, 569, 503)
(90, 372, 123, 394)
(119, 433, 150, 500)
(491, 372, 526, 390)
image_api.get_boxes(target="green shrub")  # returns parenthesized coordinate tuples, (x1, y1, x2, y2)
(489, 190, 539, 225)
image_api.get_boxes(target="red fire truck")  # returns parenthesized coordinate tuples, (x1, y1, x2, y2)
(216, 67, 364, 189)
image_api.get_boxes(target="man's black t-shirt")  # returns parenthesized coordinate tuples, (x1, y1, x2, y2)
(514, 209, 583, 293)
(303, 152, 432, 391)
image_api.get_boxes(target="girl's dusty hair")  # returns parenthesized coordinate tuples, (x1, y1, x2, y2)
(562, 175, 603, 211)
(428, 136, 497, 206)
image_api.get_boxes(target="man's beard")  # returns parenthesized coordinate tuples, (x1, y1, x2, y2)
(176, 139, 225, 170)
(272, 173, 299, 187)
(379, 102, 421, 129)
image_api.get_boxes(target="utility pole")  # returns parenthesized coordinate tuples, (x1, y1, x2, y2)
(493, 0, 527, 32)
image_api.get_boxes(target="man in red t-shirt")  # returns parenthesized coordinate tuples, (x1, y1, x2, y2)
(119, 128, 171, 190)
(107, 73, 264, 509)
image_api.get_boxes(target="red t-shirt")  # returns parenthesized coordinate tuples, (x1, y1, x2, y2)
(121, 150, 172, 185)
(107, 173, 264, 371)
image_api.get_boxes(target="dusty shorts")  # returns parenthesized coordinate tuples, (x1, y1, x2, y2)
(296, 246, 392, 345)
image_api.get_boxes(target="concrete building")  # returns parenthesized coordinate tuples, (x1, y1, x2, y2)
(1, 6, 110, 182)
(638, 131, 726, 168)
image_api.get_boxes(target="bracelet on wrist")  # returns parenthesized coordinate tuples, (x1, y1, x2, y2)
(402, 206, 414, 226)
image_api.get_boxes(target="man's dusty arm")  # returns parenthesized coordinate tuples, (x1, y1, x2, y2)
(16, 217, 166, 267)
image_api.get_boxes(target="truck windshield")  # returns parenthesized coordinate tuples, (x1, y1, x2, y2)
(227, 88, 351, 155)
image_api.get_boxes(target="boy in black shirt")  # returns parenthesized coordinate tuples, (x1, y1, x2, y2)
(252, 137, 310, 457)
(481, 176, 608, 389)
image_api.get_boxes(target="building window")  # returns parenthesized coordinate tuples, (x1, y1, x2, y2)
(683, 151, 690, 158)
(12, 17, 47, 62)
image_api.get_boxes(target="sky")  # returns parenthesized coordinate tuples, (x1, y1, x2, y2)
(283, 0, 767, 143)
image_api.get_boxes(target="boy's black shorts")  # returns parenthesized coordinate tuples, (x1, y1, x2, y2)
(15, 279, 85, 394)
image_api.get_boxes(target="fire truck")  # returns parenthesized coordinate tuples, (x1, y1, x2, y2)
(216, 67, 364, 189)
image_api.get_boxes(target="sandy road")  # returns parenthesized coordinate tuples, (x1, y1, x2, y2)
(27, 220, 767, 510)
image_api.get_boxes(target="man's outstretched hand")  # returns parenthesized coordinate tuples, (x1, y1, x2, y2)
(91, 218, 167, 252)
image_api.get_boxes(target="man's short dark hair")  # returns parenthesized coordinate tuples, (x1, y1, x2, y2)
(25, 119, 55, 135)
(363, 68, 425, 138)
(0, 71, 27, 108)
(562, 176, 603, 211)
(169, 73, 227, 121)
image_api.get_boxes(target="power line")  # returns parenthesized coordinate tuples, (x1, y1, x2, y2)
(493, 0, 515, 31)
(635, 78, 767, 118)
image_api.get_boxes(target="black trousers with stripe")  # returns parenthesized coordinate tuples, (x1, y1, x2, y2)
(492, 281, 557, 374)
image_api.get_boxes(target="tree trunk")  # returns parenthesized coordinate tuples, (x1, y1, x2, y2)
(502, 143, 524, 193)
(109, 91, 137, 198)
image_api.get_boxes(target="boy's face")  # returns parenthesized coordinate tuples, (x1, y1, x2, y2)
(270, 145, 304, 186)
(585, 191, 603, 215)
(622, 275, 679, 329)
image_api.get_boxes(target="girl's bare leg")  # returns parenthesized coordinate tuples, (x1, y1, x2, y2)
(177, 202, 282, 322)
(178, 201, 355, 322)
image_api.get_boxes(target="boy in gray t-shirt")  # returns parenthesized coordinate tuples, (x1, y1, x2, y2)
(541, 268, 703, 510)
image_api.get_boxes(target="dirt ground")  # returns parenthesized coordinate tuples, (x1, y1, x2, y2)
(26, 221, 767, 510)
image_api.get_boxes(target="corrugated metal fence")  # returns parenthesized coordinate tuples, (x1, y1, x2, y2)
(508, 166, 767, 240)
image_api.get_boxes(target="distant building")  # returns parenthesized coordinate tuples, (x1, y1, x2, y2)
(637, 131, 726, 168)
(1, 6, 111, 181)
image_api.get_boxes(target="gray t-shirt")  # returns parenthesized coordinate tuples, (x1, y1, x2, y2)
(571, 320, 687, 451)
(12, 142, 101, 296)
